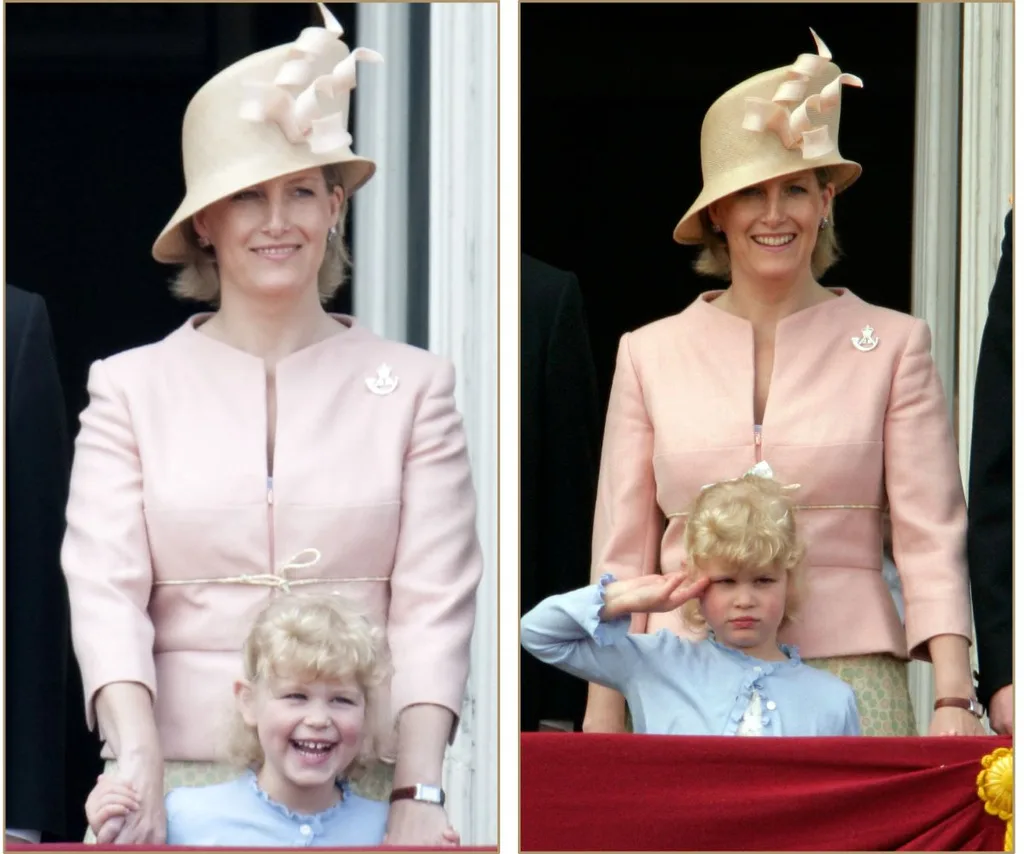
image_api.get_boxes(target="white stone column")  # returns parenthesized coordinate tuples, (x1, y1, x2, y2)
(907, 4, 961, 735)
(957, 2, 1012, 735)
(911, 5, 960, 414)
(428, 3, 498, 845)
(959, 3, 1014, 470)
(352, 3, 411, 341)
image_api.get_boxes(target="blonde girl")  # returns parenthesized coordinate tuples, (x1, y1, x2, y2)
(86, 595, 460, 846)
(521, 467, 861, 736)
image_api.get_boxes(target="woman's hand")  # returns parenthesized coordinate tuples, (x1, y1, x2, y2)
(929, 706, 987, 736)
(109, 751, 166, 844)
(601, 573, 710, 620)
(86, 775, 139, 844)
(384, 801, 452, 847)
(92, 684, 166, 843)
(926, 636, 987, 737)
(987, 685, 1013, 735)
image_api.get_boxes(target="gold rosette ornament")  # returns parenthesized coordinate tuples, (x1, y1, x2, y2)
(977, 746, 1013, 851)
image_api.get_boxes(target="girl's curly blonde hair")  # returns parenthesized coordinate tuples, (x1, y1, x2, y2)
(680, 474, 807, 632)
(225, 593, 389, 780)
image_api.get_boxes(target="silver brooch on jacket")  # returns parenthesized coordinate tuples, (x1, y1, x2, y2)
(366, 364, 399, 395)
(851, 325, 879, 352)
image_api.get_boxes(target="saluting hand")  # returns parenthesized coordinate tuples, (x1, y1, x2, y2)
(600, 573, 710, 621)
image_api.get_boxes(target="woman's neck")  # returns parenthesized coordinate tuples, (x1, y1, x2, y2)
(715, 269, 832, 328)
(200, 286, 341, 365)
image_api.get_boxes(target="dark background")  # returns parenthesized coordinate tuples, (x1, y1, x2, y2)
(5, 3, 359, 429)
(522, 2, 919, 411)
(4, 4, 358, 837)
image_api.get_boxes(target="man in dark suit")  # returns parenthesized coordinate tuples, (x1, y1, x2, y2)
(967, 210, 1013, 735)
(5, 286, 99, 841)
(520, 255, 602, 731)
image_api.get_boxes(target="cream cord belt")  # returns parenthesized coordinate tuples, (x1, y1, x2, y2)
(152, 548, 388, 593)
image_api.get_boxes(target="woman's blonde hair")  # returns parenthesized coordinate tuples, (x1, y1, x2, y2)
(680, 474, 807, 632)
(225, 593, 389, 779)
(694, 167, 840, 280)
(170, 164, 351, 305)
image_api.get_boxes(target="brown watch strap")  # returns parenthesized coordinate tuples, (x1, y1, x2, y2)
(389, 784, 446, 806)
(934, 697, 984, 718)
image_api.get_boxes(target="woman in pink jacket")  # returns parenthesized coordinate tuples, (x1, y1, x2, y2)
(582, 29, 983, 738)
(61, 5, 482, 845)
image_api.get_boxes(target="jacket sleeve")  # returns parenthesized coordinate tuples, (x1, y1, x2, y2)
(967, 210, 1013, 708)
(520, 581, 642, 694)
(61, 359, 156, 731)
(387, 360, 483, 734)
(883, 319, 972, 660)
(590, 334, 663, 635)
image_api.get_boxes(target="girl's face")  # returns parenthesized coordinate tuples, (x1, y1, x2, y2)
(708, 170, 833, 285)
(697, 558, 789, 661)
(236, 672, 366, 813)
(192, 167, 343, 303)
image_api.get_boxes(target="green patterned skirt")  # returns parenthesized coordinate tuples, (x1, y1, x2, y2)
(623, 653, 916, 736)
(805, 653, 917, 736)
(84, 759, 394, 842)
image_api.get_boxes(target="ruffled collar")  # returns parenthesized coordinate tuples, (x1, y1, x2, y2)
(246, 769, 351, 822)
(706, 633, 802, 669)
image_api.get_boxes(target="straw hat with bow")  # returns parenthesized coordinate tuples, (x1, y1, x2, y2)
(152, 2, 380, 265)
(674, 29, 862, 246)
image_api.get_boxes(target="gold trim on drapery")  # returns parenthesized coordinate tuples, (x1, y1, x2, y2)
(977, 746, 1013, 851)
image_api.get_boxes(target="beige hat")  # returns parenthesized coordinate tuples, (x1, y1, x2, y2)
(674, 29, 863, 245)
(153, 3, 381, 263)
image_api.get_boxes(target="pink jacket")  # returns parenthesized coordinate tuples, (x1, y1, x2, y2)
(592, 289, 971, 661)
(62, 316, 482, 762)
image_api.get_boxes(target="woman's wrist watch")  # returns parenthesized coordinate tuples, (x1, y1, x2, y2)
(934, 697, 984, 719)
(390, 784, 446, 807)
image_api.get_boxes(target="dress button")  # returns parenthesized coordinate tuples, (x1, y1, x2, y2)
(766, 700, 777, 710)
(753, 666, 762, 673)
(300, 825, 312, 837)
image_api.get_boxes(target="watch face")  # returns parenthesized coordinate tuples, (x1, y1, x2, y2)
(417, 785, 444, 804)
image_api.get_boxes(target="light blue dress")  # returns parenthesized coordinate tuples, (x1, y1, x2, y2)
(521, 577, 861, 736)
(164, 770, 388, 847)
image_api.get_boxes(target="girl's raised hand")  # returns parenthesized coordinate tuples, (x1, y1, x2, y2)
(601, 573, 710, 619)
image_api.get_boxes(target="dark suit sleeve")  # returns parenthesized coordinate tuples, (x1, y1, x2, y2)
(5, 291, 72, 837)
(967, 209, 1013, 710)
(538, 276, 602, 724)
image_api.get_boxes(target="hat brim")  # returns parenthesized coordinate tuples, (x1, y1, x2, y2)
(151, 154, 375, 264)
(673, 157, 861, 245)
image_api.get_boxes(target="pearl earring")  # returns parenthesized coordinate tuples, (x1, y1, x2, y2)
(198, 235, 211, 248)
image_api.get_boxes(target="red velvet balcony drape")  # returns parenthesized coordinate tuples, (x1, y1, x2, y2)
(521, 734, 1011, 851)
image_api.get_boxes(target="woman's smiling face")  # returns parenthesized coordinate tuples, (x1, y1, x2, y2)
(192, 167, 343, 301)
(708, 170, 834, 285)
